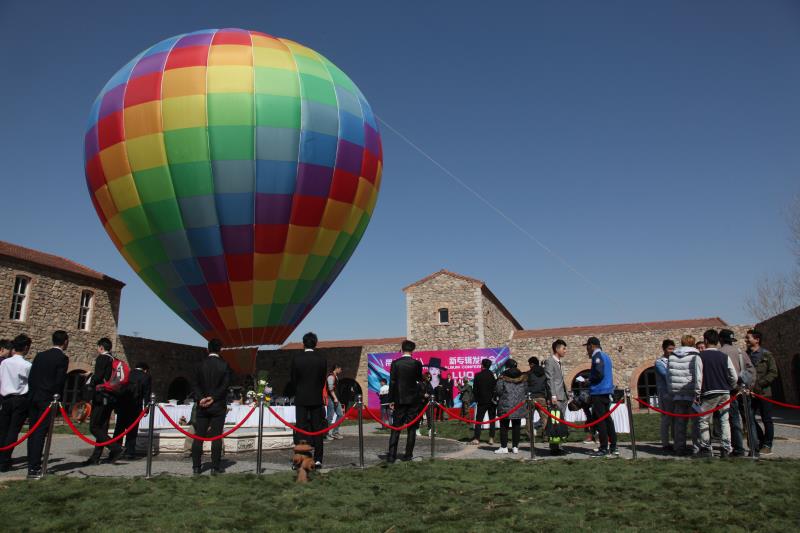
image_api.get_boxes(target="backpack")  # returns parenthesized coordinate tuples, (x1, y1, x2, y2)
(546, 408, 570, 443)
(98, 356, 130, 396)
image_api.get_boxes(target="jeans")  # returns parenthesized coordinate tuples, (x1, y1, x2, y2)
(326, 401, 343, 436)
(751, 396, 774, 448)
(472, 404, 496, 440)
(698, 393, 731, 452)
(658, 395, 675, 447)
(591, 395, 616, 450)
(499, 418, 521, 448)
(380, 404, 392, 426)
(730, 395, 757, 453)
(672, 400, 698, 453)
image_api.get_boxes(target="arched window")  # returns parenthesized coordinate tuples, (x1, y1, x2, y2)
(62, 370, 88, 413)
(637, 367, 658, 408)
(167, 377, 191, 403)
(438, 308, 449, 324)
(571, 369, 591, 392)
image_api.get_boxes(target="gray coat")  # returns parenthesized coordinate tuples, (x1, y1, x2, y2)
(495, 370, 527, 419)
(543, 356, 568, 402)
(668, 347, 699, 401)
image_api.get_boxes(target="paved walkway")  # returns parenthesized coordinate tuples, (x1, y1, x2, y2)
(1, 408, 798, 480)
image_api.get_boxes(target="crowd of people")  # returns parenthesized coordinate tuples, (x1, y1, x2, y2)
(0, 331, 151, 478)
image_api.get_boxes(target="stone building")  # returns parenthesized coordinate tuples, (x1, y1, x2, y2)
(755, 305, 800, 404)
(0, 240, 125, 411)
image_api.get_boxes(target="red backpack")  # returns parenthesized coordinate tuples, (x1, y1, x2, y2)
(98, 356, 130, 395)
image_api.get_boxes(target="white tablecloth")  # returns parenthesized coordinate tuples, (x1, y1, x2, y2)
(141, 404, 297, 429)
(475, 403, 630, 433)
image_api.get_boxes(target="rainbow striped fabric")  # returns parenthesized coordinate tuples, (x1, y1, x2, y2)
(84, 28, 382, 347)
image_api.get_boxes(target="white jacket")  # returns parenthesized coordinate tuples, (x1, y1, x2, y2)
(668, 347, 699, 401)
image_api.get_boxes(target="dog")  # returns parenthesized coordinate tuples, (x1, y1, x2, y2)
(292, 442, 316, 483)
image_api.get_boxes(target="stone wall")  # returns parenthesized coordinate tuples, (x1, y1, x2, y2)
(118, 335, 206, 401)
(406, 275, 480, 350)
(0, 256, 123, 371)
(480, 292, 518, 349)
(756, 306, 800, 404)
(509, 324, 751, 407)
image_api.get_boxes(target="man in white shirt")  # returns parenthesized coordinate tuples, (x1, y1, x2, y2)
(0, 334, 33, 471)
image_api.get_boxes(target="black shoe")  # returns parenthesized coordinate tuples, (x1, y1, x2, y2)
(83, 456, 102, 466)
(400, 454, 413, 462)
(590, 449, 609, 458)
(314, 461, 322, 470)
(106, 450, 123, 464)
(192, 467, 202, 475)
(720, 449, 730, 459)
(27, 469, 42, 479)
(730, 450, 746, 458)
(123, 454, 137, 461)
(694, 449, 713, 459)
(609, 447, 619, 456)
(0, 463, 11, 473)
(210, 467, 224, 476)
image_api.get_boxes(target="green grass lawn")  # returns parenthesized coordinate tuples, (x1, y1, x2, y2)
(0, 459, 796, 532)
(416, 412, 661, 443)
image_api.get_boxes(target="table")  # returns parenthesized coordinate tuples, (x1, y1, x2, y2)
(140, 404, 298, 429)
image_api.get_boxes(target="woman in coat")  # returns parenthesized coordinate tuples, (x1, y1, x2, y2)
(495, 359, 527, 454)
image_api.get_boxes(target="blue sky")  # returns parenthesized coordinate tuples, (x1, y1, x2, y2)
(1, 1, 798, 347)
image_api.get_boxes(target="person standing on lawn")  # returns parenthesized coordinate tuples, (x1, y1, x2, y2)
(26, 330, 69, 479)
(469, 358, 497, 445)
(543, 339, 569, 454)
(694, 330, 738, 458)
(386, 340, 423, 463)
(290, 332, 328, 469)
(494, 359, 526, 454)
(585, 337, 618, 458)
(457, 378, 474, 417)
(325, 363, 343, 441)
(718, 328, 757, 456)
(668, 334, 700, 456)
(191, 338, 232, 475)
(0, 334, 32, 472)
(379, 378, 391, 426)
(746, 329, 778, 456)
(114, 362, 151, 460)
(654, 339, 675, 452)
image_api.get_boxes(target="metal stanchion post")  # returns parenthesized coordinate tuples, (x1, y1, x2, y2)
(742, 391, 757, 460)
(429, 398, 436, 460)
(356, 395, 365, 468)
(625, 389, 637, 460)
(256, 394, 265, 475)
(40, 394, 59, 479)
(145, 393, 156, 479)
(526, 393, 536, 461)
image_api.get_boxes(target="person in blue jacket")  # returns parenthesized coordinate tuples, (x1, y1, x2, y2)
(585, 337, 617, 457)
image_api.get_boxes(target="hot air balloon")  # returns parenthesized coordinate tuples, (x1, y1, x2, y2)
(84, 28, 382, 355)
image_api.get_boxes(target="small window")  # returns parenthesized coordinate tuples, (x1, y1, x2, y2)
(637, 367, 659, 409)
(78, 290, 93, 331)
(9, 275, 29, 321)
(438, 308, 449, 324)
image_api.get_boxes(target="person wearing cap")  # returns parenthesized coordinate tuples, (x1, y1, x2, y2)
(718, 329, 757, 456)
(584, 337, 617, 457)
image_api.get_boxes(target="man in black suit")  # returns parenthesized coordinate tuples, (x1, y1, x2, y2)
(192, 339, 232, 475)
(470, 358, 497, 445)
(26, 330, 69, 479)
(113, 362, 151, 460)
(86, 337, 123, 465)
(289, 332, 328, 468)
(386, 340, 423, 463)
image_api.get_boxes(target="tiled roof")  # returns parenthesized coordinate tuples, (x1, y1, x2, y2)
(513, 317, 729, 339)
(0, 240, 125, 288)
(280, 337, 406, 350)
(402, 270, 523, 330)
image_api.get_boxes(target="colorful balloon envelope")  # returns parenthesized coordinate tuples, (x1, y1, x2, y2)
(84, 29, 382, 347)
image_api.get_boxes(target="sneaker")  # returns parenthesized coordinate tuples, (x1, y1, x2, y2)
(416, 430, 422, 437)
(26, 469, 43, 480)
(730, 450, 746, 458)
(332, 433, 343, 440)
(324, 435, 334, 441)
(314, 461, 322, 469)
(511, 447, 519, 454)
(590, 449, 609, 458)
(468, 439, 480, 445)
(610, 447, 619, 456)
(494, 447, 509, 454)
(694, 449, 713, 459)
(759, 446, 773, 456)
(488, 438, 495, 446)
(720, 449, 730, 459)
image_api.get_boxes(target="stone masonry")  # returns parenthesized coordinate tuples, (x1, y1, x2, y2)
(756, 305, 800, 404)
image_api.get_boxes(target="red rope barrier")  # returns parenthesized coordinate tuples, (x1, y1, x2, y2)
(365, 405, 428, 431)
(266, 405, 355, 436)
(535, 398, 625, 429)
(438, 401, 526, 425)
(0, 406, 52, 452)
(749, 392, 800, 410)
(158, 405, 256, 441)
(61, 407, 147, 447)
(634, 394, 738, 418)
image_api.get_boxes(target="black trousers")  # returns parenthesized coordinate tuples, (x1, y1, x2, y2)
(591, 395, 617, 450)
(191, 411, 226, 468)
(26, 401, 52, 471)
(472, 404, 496, 440)
(89, 397, 121, 459)
(294, 405, 325, 463)
(751, 396, 774, 448)
(0, 395, 30, 466)
(499, 418, 521, 448)
(387, 403, 420, 461)
(112, 398, 142, 457)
